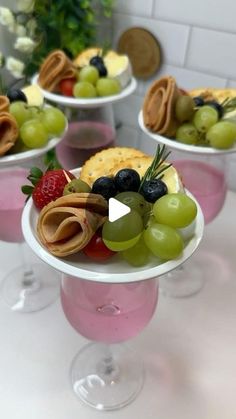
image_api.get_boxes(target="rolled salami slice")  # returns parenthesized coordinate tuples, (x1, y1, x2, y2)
(0, 112, 19, 156)
(38, 49, 76, 92)
(37, 193, 108, 257)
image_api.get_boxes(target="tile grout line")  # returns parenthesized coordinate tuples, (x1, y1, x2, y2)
(113, 11, 236, 37)
(183, 25, 192, 67)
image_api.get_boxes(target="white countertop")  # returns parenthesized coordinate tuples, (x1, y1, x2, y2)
(0, 191, 236, 419)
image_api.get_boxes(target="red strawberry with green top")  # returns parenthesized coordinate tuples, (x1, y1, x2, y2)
(22, 167, 75, 210)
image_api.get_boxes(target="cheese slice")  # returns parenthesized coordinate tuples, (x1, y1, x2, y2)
(22, 85, 44, 107)
(104, 52, 132, 88)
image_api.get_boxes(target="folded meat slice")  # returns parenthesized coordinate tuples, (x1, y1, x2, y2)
(0, 112, 19, 156)
(143, 75, 181, 137)
(38, 49, 76, 92)
(37, 193, 108, 257)
(0, 95, 10, 113)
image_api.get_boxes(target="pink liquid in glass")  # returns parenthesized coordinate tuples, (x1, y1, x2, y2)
(61, 276, 158, 344)
(0, 167, 28, 242)
(173, 160, 227, 224)
(56, 121, 116, 169)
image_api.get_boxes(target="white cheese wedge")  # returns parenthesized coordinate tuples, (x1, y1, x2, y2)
(22, 84, 44, 107)
(223, 109, 236, 123)
(104, 52, 132, 89)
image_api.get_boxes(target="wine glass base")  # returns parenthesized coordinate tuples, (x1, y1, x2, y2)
(159, 258, 204, 298)
(0, 263, 60, 312)
(70, 342, 144, 411)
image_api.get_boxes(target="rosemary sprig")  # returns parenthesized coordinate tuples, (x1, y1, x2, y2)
(138, 144, 172, 192)
(221, 97, 236, 114)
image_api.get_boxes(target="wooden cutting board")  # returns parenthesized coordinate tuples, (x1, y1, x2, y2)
(117, 27, 162, 79)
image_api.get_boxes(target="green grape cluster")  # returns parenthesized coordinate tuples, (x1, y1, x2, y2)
(9, 102, 66, 151)
(100, 191, 197, 266)
(73, 65, 121, 98)
(174, 95, 236, 149)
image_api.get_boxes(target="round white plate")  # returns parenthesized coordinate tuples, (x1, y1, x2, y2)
(0, 124, 67, 168)
(0, 136, 63, 168)
(139, 110, 236, 155)
(32, 74, 137, 108)
(22, 167, 204, 284)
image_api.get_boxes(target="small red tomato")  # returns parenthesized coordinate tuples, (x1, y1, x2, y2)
(83, 233, 116, 261)
(59, 78, 76, 96)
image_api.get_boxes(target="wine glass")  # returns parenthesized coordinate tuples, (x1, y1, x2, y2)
(21, 163, 204, 410)
(56, 106, 116, 169)
(32, 74, 137, 169)
(138, 109, 235, 297)
(61, 275, 158, 410)
(158, 153, 227, 297)
(0, 165, 60, 313)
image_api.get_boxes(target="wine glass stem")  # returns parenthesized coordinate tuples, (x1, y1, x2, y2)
(97, 344, 119, 382)
(18, 242, 41, 293)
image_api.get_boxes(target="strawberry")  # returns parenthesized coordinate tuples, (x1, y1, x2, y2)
(22, 167, 75, 210)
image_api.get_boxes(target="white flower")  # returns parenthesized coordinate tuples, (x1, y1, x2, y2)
(17, 0, 35, 13)
(0, 7, 15, 32)
(15, 24, 27, 37)
(14, 36, 36, 53)
(6, 57, 25, 78)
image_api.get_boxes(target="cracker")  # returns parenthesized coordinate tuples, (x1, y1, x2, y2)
(188, 88, 236, 103)
(80, 147, 147, 186)
(109, 156, 154, 178)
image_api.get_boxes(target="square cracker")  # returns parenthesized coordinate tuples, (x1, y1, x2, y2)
(80, 147, 147, 186)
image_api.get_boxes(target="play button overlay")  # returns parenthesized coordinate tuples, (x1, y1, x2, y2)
(108, 198, 130, 222)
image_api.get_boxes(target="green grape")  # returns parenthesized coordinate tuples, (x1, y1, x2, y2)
(79, 65, 99, 85)
(102, 210, 143, 251)
(20, 119, 48, 148)
(41, 107, 66, 136)
(206, 120, 236, 149)
(122, 235, 150, 267)
(175, 123, 199, 145)
(63, 178, 91, 195)
(29, 106, 43, 120)
(104, 235, 142, 252)
(193, 105, 218, 133)
(9, 101, 30, 127)
(144, 222, 184, 260)
(175, 95, 195, 122)
(73, 81, 97, 98)
(153, 193, 197, 228)
(96, 78, 121, 97)
(115, 192, 151, 217)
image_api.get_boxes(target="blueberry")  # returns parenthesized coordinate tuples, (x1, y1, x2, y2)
(91, 176, 117, 200)
(7, 88, 27, 103)
(205, 100, 223, 118)
(95, 62, 108, 77)
(193, 96, 205, 107)
(90, 56, 104, 66)
(140, 179, 168, 203)
(114, 169, 140, 192)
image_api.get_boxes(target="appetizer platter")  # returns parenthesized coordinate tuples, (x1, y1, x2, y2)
(0, 84, 67, 167)
(22, 145, 204, 283)
(32, 48, 137, 108)
(139, 75, 236, 154)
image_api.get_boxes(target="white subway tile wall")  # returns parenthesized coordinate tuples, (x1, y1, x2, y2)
(112, 0, 236, 191)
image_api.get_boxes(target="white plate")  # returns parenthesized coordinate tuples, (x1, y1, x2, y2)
(22, 168, 204, 284)
(0, 135, 64, 168)
(32, 74, 137, 108)
(138, 110, 236, 155)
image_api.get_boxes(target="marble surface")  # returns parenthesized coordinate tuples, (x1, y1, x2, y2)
(0, 191, 236, 419)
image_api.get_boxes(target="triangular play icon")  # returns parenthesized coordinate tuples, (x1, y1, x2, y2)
(108, 198, 131, 222)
